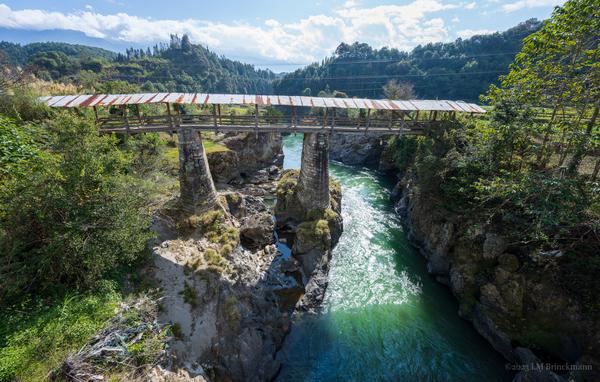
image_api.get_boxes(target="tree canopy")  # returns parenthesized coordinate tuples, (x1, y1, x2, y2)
(273, 19, 542, 101)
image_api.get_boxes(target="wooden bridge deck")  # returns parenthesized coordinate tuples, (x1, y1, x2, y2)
(39, 92, 486, 135)
(97, 114, 440, 135)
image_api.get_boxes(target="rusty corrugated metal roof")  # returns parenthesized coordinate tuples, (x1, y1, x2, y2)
(38, 92, 486, 113)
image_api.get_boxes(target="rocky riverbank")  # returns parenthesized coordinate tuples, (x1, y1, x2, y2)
(149, 132, 342, 381)
(395, 177, 600, 381)
(330, 138, 600, 382)
(274, 169, 343, 313)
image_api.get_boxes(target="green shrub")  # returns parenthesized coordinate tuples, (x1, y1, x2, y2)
(179, 281, 198, 309)
(223, 295, 241, 324)
(170, 322, 183, 340)
(0, 115, 154, 301)
(0, 88, 51, 122)
(121, 132, 166, 175)
(0, 283, 121, 382)
(276, 169, 300, 198)
(204, 249, 227, 272)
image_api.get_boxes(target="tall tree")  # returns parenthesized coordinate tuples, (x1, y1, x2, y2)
(487, 0, 599, 175)
(383, 80, 415, 100)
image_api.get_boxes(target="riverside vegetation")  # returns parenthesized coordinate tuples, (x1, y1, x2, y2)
(334, 1, 597, 378)
(0, 0, 598, 380)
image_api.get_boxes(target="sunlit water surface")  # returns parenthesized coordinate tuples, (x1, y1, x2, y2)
(276, 134, 510, 382)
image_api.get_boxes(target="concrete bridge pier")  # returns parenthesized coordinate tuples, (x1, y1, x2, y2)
(178, 128, 217, 214)
(297, 132, 330, 211)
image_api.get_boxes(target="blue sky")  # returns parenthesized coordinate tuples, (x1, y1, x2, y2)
(0, 0, 565, 70)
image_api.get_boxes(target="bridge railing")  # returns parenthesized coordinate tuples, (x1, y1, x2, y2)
(96, 111, 450, 134)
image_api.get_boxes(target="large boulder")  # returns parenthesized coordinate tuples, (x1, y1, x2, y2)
(240, 212, 274, 250)
(220, 192, 246, 219)
(483, 233, 508, 260)
(219, 132, 283, 177)
(207, 149, 239, 184)
(472, 304, 515, 361)
(511, 347, 567, 382)
(206, 133, 283, 185)
(329, 134, 386, 166)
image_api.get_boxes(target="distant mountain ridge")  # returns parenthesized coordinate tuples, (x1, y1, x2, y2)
(273, 19, 543, 102)
(0, 19, 542, 100)
(0, 35, 276, 94)
(0, 41, 117, 66)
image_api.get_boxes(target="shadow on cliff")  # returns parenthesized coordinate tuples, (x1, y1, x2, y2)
(151, 215, 309, 382)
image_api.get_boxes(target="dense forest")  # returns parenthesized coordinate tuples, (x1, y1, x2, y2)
(0, 41, 117, 65)
(1, 20, 541, 101)
(0, 35, 276, 94)
(273, 19, 542, 101)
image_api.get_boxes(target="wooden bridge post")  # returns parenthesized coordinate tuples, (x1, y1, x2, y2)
(177, 128, 217, 214)
(212, 104, 218, 131)
(135, 104, 142, 126)
(291, 105, 297, 129)
(297, 132, 330, 211)
(122, 105, 130, 135)
(332, 108, 336, 131)
(93, 106, 99, 124)
(166, 103, 174, 129)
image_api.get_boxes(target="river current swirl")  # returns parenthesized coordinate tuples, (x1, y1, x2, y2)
(276, 134, 510, 382)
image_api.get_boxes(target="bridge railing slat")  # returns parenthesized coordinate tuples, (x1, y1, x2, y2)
(95, 111, 450, 134)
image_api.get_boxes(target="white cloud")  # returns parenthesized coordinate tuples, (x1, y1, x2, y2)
(456, 28, 496, 39)
(84, 4, 93, 10)
(501, 0, 565, 12)
(0, 1, 473, 65)
(464, 2, 476, 9)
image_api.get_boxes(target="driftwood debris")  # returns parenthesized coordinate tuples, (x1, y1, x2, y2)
(55, 294, 168, 382)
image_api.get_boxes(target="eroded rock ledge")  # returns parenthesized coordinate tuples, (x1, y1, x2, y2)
(150, 132, 301, 382)
(394, 175, 600, 382)
(274, 169, 343, 312)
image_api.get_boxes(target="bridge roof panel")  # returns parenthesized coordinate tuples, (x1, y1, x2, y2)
(38, 92, 486, 113)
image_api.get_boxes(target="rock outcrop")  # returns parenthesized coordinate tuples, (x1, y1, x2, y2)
(205, 132, 283, 186)
(153, 194, 302, 382)
(396, 175, 600, 382)
(150, 132, 294, 382)
(329, 134, 384, 166)
(329, 134, 397, 172)
(274, 169, 343, 312)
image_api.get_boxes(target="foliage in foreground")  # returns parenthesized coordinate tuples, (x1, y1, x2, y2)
(390, 0, 599, 250)
(0, 282, 121, 382)
(0, 114, 154, 302)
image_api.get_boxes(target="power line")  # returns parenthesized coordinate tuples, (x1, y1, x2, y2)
(102, 69, 508, 83)
(256, 51, 521, 66)
(270, 70, 509, 81)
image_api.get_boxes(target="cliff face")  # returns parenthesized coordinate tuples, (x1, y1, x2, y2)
(329, 134, 397, 172)
(328, 139, 599, 381)
(396, 176, 600, 381)
(329, 135, 384, 166)
(274, 169, 343, 312)
(207, 132, 284, 186)
(151, 132, 294, 382)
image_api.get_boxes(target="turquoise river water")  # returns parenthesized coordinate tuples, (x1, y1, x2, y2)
(275, 134, 511, 382)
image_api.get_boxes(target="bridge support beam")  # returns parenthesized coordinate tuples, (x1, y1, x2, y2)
(297, 133, 330, 211)
(178, 128, 217, 214)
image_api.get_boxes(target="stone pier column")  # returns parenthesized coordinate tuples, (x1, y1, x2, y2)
(178, 128, 217, 214)
(297, 132, 330, 211)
